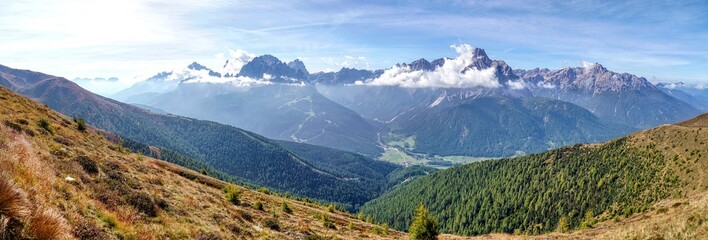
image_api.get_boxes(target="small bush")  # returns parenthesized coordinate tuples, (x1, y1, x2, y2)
(53, 137, 72, 146)
(16, 119, 29, 125)
(195, 232, 220, 240)
(74, 117, 87, 132)
(281, 202, 292, 214)
(372, 224, 389, 236)
(321, 214, 336, 229)
(75, 156, 99, 174)
(656, 207, 669, 214)
(73, 219, 110, 239)
(127, 191, 157, 217)
(100, 213, 117, 229)
(237, 210, 252, 222)
(155, 197, 169, 211)
(24, 129, 35, 137)
(3, 120, 22, 132)
(257, 187, 270, 195)
(37, 118, 53, 134)
(263, 218, 280, 231)
(253, 201, 264, 211)
(224, 186, 241, 206)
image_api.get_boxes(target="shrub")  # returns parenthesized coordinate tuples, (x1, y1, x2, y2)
(74, 117, 87, 132)
(263, 218, 280, 231)
(24, 129, 35, 137)
(237, 210, 252, 222)
(281, 202, 292, 214)
(321, 214, 336, 229)
(127, 191, 157, 217)
(75, 156, 99, 174)
(72, 219, 110, 239)
(224, 186, 241, 206)
(408, 204, 438, 240)
(53, 137, 72, 146)
(3, 120, 22, 132)
(372, 224, 389, 236)
(257, 187, 270, 195)
(253, 201, 264, 211)
(37, 118, 53, 134)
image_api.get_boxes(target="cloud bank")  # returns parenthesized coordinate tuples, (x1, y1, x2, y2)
(358, 44, 499, 88)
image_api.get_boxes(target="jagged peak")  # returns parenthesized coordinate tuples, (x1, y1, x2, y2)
(472, 47, 490, 60)
(253, 54, 282, 65)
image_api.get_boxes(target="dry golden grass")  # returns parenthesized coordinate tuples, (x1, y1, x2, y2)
(0, 86, 406, 239)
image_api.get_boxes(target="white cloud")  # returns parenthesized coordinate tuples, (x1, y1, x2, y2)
(581, 61, 596, 70)
(538, 82, 557, 89)
(506, 80, 526, 90)
(222, 48, 256, 76)
(359, 44, 499, 88)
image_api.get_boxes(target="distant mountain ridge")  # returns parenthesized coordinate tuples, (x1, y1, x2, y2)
(109, 45, 701, 160)
(514, 64, 700, 128)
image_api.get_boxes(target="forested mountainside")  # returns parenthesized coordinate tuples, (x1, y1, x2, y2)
(0, 65, 398, 209)
(361, 113, 708, 236)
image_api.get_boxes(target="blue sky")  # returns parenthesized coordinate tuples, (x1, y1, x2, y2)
(1, 0, 707, 90)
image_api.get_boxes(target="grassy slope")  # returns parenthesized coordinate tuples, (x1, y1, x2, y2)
(0, 86, 404, 239)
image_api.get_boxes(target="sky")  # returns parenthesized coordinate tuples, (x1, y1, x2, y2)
(1, 0, 707, 94)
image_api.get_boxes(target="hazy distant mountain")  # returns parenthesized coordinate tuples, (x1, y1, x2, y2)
(656, 82, 708, 111)
(515, 64, 701, 128)
(309, 67, 383, 85)
(112, 62, 222, 101)
(132, 81, 383, 156)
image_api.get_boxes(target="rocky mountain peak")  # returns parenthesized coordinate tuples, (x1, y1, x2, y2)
(287, 59, 309, 76)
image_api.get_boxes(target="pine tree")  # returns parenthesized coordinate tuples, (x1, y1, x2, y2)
(556, 216, 569, 232)
(409, 204, 439, 240)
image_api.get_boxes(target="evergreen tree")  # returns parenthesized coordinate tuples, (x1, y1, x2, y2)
(409, 204, 439, 240)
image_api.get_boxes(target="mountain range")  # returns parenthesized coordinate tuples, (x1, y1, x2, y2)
(514, 64, 701, 128)
(106, 46, 704, 159)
